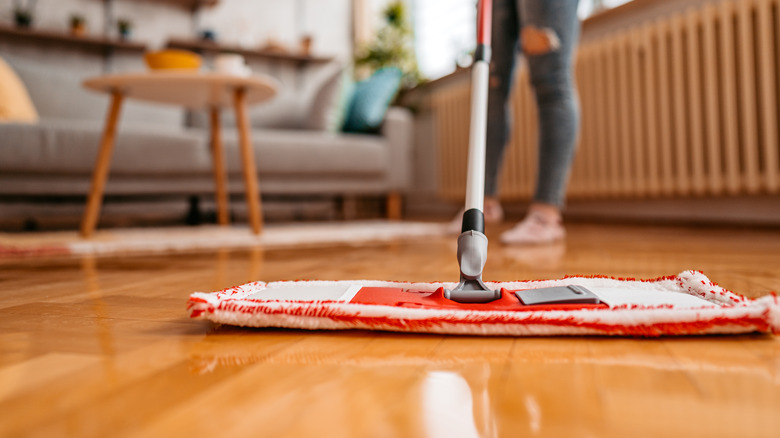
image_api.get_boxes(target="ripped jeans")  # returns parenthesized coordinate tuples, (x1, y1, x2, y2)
(485, 0, 581, 208)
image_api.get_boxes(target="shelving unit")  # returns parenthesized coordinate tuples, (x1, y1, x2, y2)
(157, 0, 219, 9)
(0, 1, 219, 71)
(102, 0, 219, 12)
(166, 38, 332, 68)
(0, 23, 146, 53)
(1, 1, 332, 74)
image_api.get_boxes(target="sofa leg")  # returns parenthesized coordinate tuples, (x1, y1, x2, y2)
(386, 192, 402, 221)
(341, 196, 358, 221)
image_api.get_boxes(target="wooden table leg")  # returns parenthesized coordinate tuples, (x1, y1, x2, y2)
(80, 91, 124, 238)
(209, 107, 230, 226)
(233, 88, 263, 234)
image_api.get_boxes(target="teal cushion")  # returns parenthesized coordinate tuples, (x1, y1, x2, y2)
(342, 67, 402, 133)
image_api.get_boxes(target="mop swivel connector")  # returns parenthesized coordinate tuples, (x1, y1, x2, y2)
(456, 230, 488, 279)
(445, 229, 501, 303)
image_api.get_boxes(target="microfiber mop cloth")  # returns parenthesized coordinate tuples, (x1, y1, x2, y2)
(187, 270, 779, 337)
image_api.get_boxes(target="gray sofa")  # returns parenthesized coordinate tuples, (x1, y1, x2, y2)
(0, 55, 413, 225)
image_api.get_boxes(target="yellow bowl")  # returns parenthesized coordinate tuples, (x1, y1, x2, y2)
(144, 50, 202, 71)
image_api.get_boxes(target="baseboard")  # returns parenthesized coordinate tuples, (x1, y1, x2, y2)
(405, 194, 780, 227)
(564, 196, 780, 227)
(0, 195, 348, 231)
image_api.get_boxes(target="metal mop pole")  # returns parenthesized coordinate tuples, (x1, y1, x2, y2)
(445, 0, 501, 303)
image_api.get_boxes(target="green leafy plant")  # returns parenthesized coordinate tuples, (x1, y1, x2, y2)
(70, 14, 85, 27)
(13, 0, 37, 28)
(354, 1, 423, 90)
(70, 14, 87, 36)
(117, 18, 132, 39)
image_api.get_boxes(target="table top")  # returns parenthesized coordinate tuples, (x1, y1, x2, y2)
(83, 71, 279, 109)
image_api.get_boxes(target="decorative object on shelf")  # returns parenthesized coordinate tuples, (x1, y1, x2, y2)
(299, 35, 313, 56)
(144, 49, 202, 71)
(258, 37, 288, 54)
(200, 29, 216, 42)
(353, 0, 422, 90)
(69, 14, 86, 37)
(214, 53, 250, 77)
(117, 18, 132, 40)
(12, 0, 37, 28)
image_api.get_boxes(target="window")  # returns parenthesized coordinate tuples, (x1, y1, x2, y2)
(411, 0, 634, 80)
(412, 0, 476, 80)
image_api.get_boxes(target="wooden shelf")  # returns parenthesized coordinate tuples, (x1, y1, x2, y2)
(103, 0, 219, 10)
(167, 38, 333, 67)
(0, 24, 146, 52)
(160, 0, 219, 8)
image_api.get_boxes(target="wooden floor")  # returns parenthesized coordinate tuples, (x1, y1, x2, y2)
(1, 221, 779, 437)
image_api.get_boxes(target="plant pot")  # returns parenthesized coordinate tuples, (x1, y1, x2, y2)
(71, 23, 86, 37)
(299, 35, 313, 56)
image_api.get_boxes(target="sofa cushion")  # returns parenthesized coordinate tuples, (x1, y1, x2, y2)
(305, 65, 351, 132)
(0, 56, 38, 123)
(0, 120, 387, 178)
(342, 67, 402, 133)
(188, 61, 354, 132)
(0, 119, 211, 175)
(187, 88, 304, 131)
(220, 129, 388, 176)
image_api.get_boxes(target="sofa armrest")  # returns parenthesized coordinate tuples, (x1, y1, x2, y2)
(381, 106, 414, 191)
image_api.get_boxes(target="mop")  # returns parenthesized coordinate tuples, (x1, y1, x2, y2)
(188, 0, 779, 337)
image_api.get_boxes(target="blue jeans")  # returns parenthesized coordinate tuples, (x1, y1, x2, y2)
(485, 0, 581, 208)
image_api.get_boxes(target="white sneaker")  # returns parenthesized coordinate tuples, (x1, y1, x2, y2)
(500, 211, 565, 245)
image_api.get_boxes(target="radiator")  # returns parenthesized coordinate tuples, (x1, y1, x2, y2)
(433, 0, 780, 201)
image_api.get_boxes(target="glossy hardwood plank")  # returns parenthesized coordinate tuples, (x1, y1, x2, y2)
(0, 222, 779, 437)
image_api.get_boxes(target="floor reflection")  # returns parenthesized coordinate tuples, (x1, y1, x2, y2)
(182, 329, 780, 434)
(81, 255, 118, 380)
(500, 242, 567, 270)
(422, 370, 492, 438)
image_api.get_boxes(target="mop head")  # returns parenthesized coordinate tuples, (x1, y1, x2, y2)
(187, 270, 779, 337)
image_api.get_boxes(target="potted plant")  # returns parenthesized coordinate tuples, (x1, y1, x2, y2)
(117, 18, 132, 40)
(13, 0, 37, 28)
(70, 14, 86, 36)
(353, 1, 422, 90)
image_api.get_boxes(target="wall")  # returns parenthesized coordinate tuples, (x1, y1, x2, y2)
(199, 0, 352, 61)
(0, 0, 353, 73)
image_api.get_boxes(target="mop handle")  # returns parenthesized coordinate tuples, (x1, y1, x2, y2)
(463, 0, 492, 230)
(477, 0, 492, 48)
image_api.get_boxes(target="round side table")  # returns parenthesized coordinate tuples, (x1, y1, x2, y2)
(81, 72, 278, 237)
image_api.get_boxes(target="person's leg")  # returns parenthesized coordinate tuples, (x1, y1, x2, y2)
(483, 0, 521, 217)
(450, 0, 518, 231)
(522, 0, 581, 212)
(502, 0, 580, 244)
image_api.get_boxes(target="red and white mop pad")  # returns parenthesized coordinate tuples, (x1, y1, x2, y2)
(188, 271, 780, 337)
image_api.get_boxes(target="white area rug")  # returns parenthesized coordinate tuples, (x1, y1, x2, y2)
(0, 221, 449, 257)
